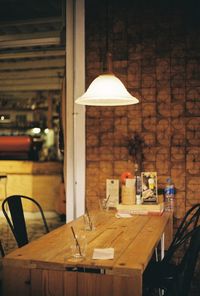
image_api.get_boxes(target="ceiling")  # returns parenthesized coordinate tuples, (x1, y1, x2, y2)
(0, 0, 65, 101)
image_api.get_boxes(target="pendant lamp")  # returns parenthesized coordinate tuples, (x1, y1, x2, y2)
(76, 1, 139, 107)
(76, 53, 139, 106)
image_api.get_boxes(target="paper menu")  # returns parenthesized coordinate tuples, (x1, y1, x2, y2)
(106, 179, 119, 207)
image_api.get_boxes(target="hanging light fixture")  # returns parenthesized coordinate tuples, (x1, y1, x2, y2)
(75, 2, 139, 106)
(76, 53, 139, 106)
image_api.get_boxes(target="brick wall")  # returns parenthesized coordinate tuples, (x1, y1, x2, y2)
(85, 0, 200, 224)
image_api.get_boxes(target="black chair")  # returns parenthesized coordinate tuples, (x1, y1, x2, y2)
(0, 240, 4, 296)
(163, 203, 200, 264)
(2, 195, 49, 248)
(143, 225, 200, 296)
(143, 203, 200, 296)
(0, 241, 4, 258)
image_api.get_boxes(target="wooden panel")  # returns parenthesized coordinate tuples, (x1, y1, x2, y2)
(76, 272, 141, 296)
(32, 162, 62, 175)
(114, 214, 171, 272)
(3, 211, 172, 295)
(0, 82, 62, 91)
(3, 266, 31, 296)
(77, 273, 113, 296)
(32, 269, 66, 296)
(0, 161, 33, 174)
(31, 269, 43, 296)
(41, 270, 64, 296)
(0, 161, 62, 174)
(0, 69, 64, 80)
(0, 31, 60, 42)
(0, 57, 65, 71)
(5, 174, 33, 199)
(0, 77, 62, 87)
(0, 17, 62, 27)
(32, 175, 62, 211)
(0, 49, 65, 60)
(0, 161, 62, 211)
(0, 174, 62, 211)
(113, 274, 141, 296)
(64, 271, 77, 296)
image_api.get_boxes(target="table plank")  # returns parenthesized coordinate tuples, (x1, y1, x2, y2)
(3, 211, 172, 296)
(114, 213, 171, 273)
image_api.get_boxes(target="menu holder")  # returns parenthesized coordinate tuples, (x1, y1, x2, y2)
(141, 172, 158, 203)
(106, 179, 119, 208)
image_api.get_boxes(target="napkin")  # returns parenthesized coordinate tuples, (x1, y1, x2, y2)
(92, 248, 114, 260)
(115, 212, 133, 218)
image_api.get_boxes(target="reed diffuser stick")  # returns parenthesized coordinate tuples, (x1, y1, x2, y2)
(85, 207, 93, 230)
(104, 194, 110, 208)
(71, 226, 82, 256)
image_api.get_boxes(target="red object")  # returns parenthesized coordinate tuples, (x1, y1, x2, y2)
(120, 171, 134, 185)
(0, 136, 32, 152)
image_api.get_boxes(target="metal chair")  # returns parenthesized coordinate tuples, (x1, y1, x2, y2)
(163, 203, 200, 264)
(143, 203, 200, 296)
(143, 225, 200, 296)
(0, 240, 4, 257)
(2, 195, 49, 248)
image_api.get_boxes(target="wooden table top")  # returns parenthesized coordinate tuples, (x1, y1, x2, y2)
(3, 210, 171, 276)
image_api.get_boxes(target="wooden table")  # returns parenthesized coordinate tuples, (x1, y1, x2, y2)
(3, 210, 172, 296)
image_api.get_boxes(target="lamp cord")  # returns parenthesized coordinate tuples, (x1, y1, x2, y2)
(105, 0, 113, 73)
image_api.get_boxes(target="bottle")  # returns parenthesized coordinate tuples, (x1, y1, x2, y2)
(134, 164, 142, 205)
(164, 178, 175, 211)
(136, 175, 142, 204)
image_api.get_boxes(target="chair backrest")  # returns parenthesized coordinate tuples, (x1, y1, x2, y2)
(2, 195, 49, 248)
(0, 240, 4, 257)
(164, 203, 200, 263)
(176, 225, 200, 296)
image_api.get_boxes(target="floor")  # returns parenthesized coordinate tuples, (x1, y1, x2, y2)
(0, 211, 65, 255)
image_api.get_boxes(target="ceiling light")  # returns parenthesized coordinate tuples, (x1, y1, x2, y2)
(76, 73, 139, 106)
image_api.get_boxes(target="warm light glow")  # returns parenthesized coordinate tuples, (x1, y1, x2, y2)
(44, 128, 49, 134)
(75, 74, 139, 106)
(31, 127, 41, 134)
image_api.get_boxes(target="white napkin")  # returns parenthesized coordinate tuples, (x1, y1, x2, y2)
(92, 248, 114, 260)
(115, 212, 133, 218)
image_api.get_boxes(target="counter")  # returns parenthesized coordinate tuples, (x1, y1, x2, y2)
(0, 161, 63, 212)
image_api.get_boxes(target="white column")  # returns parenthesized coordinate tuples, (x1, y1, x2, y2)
(65, 0, 85, 222)
(74, 0, 86, 218)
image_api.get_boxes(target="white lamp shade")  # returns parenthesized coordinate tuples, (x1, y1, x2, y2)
(75, 74, 139, 106)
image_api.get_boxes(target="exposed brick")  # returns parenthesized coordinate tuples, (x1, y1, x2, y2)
(143, 147, 157, 161)
(86, 134, 99, 147)
(85, 1, 200, 246)
(86, 147, 100, 161)
(171, 168, 186, 191)
(156, 119, 171, 146)
(171, 87, 186, 101)
(157, 87, 171, 103)
(171, 147, 186, 161)
(113, 147, 128, 161)
(157, 102, 171, 117)
(99, 147, 114, 161)
(142, 132, 156, 146)
(156, 58, 170, 80)
(142, 117, 157, 132)
(100, 132, 114, 146)
(113, 161, 133, 177)
(142, 87, 156, 102)
(186, 147, 200, 175)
